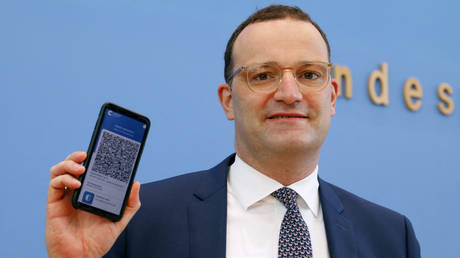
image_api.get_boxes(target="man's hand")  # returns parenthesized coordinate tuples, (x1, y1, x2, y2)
(45, 151, 141, 258)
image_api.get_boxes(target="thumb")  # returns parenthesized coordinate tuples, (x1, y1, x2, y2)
(116, 181, 141, 229)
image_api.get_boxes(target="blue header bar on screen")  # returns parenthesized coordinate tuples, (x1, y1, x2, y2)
(100, 109, 146, 143)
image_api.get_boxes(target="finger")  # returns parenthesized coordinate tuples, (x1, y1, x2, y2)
(65, 151, 87, 162)
(50, 160, 85, 179)
(47, 174, 82, 203)
(117, 181, 141, 229)
(50, 174, 82, 190)
(49, 151, 86, 179)
(127, 181, 141, 209)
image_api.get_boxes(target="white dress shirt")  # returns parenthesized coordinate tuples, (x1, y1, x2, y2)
(226, 155, 330, 258)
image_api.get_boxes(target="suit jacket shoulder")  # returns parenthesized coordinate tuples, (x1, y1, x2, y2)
(319, 178, 421, 258)
(322, 179, 405, 223)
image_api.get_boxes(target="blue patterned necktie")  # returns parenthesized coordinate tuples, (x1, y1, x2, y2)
(272, 187, 313, 258)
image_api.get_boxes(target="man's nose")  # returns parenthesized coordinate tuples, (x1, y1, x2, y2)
(273, 70, 303, 104)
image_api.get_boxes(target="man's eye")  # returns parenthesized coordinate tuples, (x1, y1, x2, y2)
(250, 71, 277, 82)
(300, 71, 320, 80)
(254, 73, 271, 81)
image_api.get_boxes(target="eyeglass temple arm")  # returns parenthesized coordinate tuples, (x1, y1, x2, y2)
(226, 67, 243, 84)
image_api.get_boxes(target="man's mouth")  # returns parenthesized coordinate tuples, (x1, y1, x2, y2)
(267, 113, 308, 119)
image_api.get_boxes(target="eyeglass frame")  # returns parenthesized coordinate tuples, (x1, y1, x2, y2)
(226, 61, 333, 93)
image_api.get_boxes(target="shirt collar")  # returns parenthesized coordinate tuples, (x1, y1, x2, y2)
(228, 154, 320, 217)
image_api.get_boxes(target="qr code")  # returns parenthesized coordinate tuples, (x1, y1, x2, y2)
(91, 129, 141, 183)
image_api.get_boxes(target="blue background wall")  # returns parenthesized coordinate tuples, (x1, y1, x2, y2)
(1, 0, 459, 257)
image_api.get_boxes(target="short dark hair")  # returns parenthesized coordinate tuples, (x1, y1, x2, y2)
(224, 5, 331, 83)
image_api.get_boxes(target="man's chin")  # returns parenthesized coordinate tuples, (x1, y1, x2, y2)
(266, 137, 317, 154)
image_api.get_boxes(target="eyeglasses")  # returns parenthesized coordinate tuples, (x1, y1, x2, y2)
(226, 61, 333, 93)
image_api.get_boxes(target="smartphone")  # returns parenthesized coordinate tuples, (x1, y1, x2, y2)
(72, 102, 150, 221)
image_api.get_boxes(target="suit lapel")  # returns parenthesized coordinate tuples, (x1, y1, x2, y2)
(319, 178, 357, 258)
(188, 154, 235, 258)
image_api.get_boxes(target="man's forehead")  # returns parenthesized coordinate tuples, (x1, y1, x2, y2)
(232, 18, 328, 66)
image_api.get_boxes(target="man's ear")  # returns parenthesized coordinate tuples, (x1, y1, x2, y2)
(218, 83, 234, 120)
(330, 78, 338, 117)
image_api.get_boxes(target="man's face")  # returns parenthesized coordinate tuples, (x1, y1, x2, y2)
(219, 18, 337, 156)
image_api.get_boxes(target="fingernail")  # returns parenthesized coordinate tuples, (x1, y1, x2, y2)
(74, 179, 81, 186)
(73, 164, 83, 171)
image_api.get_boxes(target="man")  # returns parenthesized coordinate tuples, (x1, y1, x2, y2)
(46, 5, 421, 258)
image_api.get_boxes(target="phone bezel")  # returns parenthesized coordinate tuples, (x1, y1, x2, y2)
(72, 102, 150, 221)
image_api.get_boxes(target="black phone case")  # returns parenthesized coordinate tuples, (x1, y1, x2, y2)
(72, 102, 150, 221)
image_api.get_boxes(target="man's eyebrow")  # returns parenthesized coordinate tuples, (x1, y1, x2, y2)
(248, 60, 328, 67)
(246, 61, 278, 67)
(296, 60, 329, 65)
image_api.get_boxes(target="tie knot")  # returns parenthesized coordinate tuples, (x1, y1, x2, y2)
(271, 187, 298, 209)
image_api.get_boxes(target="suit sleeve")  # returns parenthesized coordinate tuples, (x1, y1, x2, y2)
(404, 216, 421, 258)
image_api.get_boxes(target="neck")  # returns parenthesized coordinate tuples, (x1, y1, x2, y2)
(235, 144, 320, 186)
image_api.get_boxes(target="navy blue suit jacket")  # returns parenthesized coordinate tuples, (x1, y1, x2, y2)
(105, 154, 420, 258)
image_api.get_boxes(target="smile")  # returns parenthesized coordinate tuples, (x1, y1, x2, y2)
(267, 113, 308, 119)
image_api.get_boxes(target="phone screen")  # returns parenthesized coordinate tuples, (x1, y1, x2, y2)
(76, 106, 149, 218)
